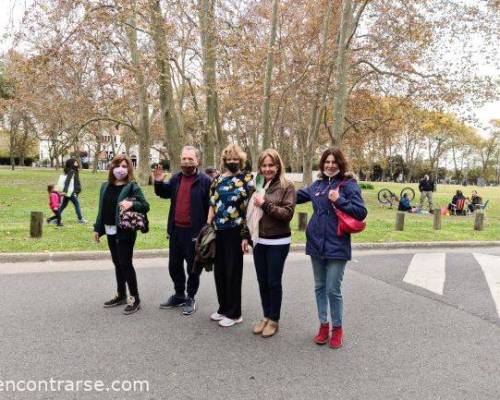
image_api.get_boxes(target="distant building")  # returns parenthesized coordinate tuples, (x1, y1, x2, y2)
(39, 128, 165, 169)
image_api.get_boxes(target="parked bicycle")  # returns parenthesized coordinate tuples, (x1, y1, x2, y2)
(377, 187, 415, 208)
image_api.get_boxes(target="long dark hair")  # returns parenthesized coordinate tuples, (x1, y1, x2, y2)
(64, 158, 79, 174)
(318, 147, 348, 179)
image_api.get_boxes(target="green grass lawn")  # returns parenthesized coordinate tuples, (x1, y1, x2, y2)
(0, 168, 499, 253)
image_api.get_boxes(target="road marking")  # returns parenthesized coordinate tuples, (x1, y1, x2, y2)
(403, 253, 446, 295)
(473, 253, 500, 317)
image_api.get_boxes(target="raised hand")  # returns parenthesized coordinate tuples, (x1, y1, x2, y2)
(153, 164, 165, 182)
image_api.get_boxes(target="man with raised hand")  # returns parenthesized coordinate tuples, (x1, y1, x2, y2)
(153, 146, 211, 315)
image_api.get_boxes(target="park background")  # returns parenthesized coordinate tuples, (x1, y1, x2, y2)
(0, 167, 499, 252)
(0, 0, 498, 252)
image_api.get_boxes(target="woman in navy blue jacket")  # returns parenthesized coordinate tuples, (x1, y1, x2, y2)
(297, 147, 367, 349)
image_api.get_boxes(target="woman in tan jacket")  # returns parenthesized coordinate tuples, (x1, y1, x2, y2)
(242, 149, 296, 337)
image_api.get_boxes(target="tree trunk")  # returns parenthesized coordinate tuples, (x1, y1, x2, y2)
(332, 0, 354, 145)
(198, 0, 224, 166)
(9, 130, 16, 170)
(125, 14, 151, 185)
(302, 0, 334, 186)
(261, 0, 279, 151)
(149, 0, 182, 172)
(92, 133, 102, 173)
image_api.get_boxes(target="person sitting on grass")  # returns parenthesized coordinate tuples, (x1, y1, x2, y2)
(448, 190, 465, 212)
(398, 193, 412, 212)
(46, 184, 63, 227)
(467, 190, 483, 213)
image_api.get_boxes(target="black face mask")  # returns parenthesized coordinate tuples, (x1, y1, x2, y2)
(225, 162, 240, 174)
(181, 166, 196, 176)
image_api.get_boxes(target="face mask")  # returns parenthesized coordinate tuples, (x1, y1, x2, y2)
(225, 162, 240, 174)
(181, 161, 197, 176)
(113, 166, 128, 181)
(323, 169, 339, 178)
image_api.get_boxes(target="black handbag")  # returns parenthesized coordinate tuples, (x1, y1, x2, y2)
(118, 193, 149, 233)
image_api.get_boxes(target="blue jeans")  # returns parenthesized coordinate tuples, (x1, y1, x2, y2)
(253, 243, 290, 321)
(59, 193, 83, 221)
(311, 257, 347, 327)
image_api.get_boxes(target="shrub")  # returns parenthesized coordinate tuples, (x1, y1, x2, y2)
(359, 182, 375, 190)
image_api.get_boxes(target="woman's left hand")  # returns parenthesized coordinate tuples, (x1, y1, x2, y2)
(328, 189, 340, 203)
(120, 200, 133, 212)
(253, 193, 265, 207)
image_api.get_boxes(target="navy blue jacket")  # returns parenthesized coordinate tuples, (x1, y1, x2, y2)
(154, 171, 211, 237)
(297, 175, 367, 261)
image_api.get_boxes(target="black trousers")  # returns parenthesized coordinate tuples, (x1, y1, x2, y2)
(169, 226, 200, 298)
(47, 208, 61, 225)
(214, 227, 243, 319)
(107, 235, 138, 298)
(253, 243, 290, 321)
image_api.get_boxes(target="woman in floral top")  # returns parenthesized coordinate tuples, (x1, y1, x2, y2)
(207, 144, 254, 327)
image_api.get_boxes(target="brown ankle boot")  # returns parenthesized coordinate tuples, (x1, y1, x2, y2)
(262, 320, 279, 338)
(253, 318, 269, 335)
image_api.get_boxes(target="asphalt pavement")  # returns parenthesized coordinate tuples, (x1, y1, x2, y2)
(1, 247, 499, 399)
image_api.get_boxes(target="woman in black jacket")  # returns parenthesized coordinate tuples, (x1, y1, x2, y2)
(93, 155, 150, 315)
(59, 158, 87, 224)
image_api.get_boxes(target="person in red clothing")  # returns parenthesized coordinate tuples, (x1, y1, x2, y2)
(153, 146, 212, 316)
(46, 184, 63, 227)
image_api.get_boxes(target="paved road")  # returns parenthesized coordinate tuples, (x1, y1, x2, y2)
(1, 248, 499, 399)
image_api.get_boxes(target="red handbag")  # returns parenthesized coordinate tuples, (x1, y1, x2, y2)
(333, 180, 366, 236)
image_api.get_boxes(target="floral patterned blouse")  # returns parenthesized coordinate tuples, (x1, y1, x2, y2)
(210, 172, 255, 230)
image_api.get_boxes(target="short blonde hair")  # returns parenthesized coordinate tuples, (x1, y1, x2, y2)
(258, 148, 289, 188)
(220, 144, 247, 170)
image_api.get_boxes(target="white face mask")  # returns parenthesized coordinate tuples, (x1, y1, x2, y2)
(323, 170, 339, 178)
(113, 166, 128, 180)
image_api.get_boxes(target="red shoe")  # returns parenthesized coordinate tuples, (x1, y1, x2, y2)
(329, 326, 343, 349)
(313, 322, 330, 345)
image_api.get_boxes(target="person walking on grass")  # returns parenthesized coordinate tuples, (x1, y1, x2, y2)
(93, 155, 150, 315)
(296, 147, 367, 349)
(59, 158, 88, 224)
(154, 146, 211, 316)
(207, 144, 254, 327)
(46, 184, 63, 227)
(242, 149, 296, 338)
(418, 174, 435, 213)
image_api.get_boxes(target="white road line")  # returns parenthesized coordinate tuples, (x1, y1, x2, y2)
(473, 253, 500, 317)
(403, 253, 446, 295)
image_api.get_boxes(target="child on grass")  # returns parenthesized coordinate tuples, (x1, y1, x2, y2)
(47, 184, 63, 226)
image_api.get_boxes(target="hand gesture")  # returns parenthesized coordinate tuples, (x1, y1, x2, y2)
(120, 200, 133, 212)
(153, 164, 165, 182)
(328, 189, 340, 203)
(253, 193, 265, 208)
(93, 232, 100, 243)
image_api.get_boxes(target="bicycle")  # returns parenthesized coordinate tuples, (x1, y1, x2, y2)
(377, 187, 415, 208)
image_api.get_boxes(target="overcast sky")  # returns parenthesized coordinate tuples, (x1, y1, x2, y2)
(1, 0, 498, 132)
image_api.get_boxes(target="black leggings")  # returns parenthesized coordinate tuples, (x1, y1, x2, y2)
(214, 227, 243, 319)
(107, 235, 138, 298)
(47, 209, 61, 225)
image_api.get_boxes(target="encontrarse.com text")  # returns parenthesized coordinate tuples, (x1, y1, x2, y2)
(0, 379, 149, 393)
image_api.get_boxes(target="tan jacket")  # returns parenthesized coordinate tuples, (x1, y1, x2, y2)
(257, 178, 297, 239)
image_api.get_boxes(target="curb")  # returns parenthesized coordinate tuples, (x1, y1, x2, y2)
(1, 241, 499, 263)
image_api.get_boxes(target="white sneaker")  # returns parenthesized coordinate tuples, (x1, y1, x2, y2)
(210, 312, 225, 321)
(219, 316, 243, 327)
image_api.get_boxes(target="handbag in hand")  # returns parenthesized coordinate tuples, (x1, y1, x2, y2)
(118, 197, 149, 233)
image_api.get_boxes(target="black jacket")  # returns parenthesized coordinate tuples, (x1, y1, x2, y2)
(63, 168, 81, 194)
(154, 171, 211, 237)
(418, 178, 435, 192)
